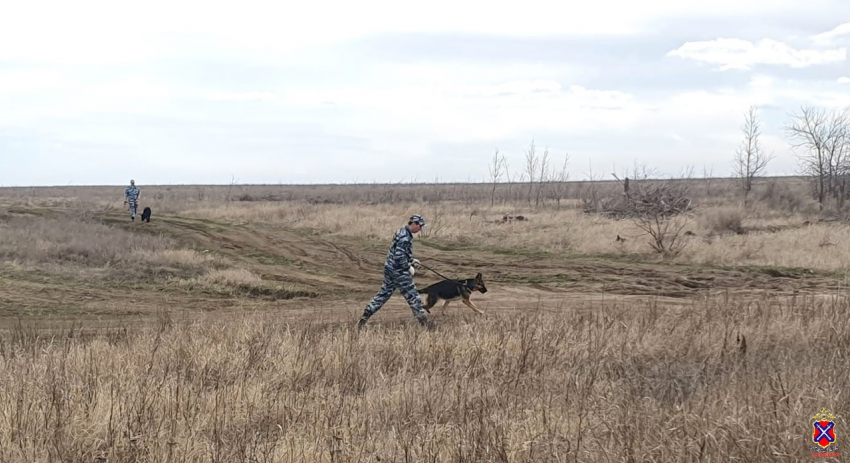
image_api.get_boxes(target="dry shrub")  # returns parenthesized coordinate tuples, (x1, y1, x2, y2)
(702, 206, 746, 234)
(759, 180, 809, 213)
(0, 294, 844, 462)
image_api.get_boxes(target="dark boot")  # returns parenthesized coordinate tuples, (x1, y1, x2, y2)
(357, 312, 371, 328)
(418, 317, 436, 330)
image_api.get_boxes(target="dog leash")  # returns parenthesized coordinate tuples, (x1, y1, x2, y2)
(416, 262, 455, 282)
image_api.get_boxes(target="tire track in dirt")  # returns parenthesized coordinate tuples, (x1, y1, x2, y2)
(411, 245, 845, 299)
(5, 207, 847, 322)
(99, 210, 850, 300)
(136, 215, 384, 292)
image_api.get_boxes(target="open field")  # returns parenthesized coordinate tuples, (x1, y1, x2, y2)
(0, 177, 848, 461)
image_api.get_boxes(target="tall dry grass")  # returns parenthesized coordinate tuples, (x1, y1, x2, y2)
(182, 200, 850, 271)
(0, 293, 845, 462)
(0, 215, 215, 281)
(0, 214, 312, 297)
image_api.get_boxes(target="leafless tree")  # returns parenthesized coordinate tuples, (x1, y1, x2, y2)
(524, 140, 539, 205)
(622, 181, 693, 255)
(548, 152, 571, 208)
(615, 161, 659, 181)
(679, 164, 697, 180)
(504, 162, 516, 201)
(487, 149, 508, 207)
(785, 105, 850, 210)
(579, 160, 604, 212)
(535, 147, 550, 207)
(733, 106, 773, 206)
(702, 165, 715, 197)
(225, 174, 239, 207)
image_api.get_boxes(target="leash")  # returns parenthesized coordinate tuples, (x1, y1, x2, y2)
(416, 262, 455, 282)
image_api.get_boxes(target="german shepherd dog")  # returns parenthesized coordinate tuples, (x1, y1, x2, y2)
(418, 272, 488, 315)
(141, 206, 152, 223)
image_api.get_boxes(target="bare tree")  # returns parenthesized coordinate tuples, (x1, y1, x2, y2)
(828, 110, 850, 207)
(535, 147, 550, 207)
(785, 106, 850, 210)
(579, 160, 605, 212)
(505, 162, 516, 201)
(614, 161, 659, 183)
(524, 140, 539, 205)
(702, 165, 715, 197)
(632, 199, 692, 256)
(487, 149, 508, 207)
(733, 106, 772, 206)
(549, 152, 571, 208)
(225, 174, 239, 207)
(679, 164, 697, 180)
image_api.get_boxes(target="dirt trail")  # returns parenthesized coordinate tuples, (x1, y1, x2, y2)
(139, 213, 844, 299)
(2, 206, 847, 326)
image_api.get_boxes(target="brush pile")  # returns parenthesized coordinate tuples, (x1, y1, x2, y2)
(587, 182, 693, 220)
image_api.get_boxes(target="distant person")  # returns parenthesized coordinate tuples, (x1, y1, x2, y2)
(124, 180, 141, 221)
(358, 214, 434, 330)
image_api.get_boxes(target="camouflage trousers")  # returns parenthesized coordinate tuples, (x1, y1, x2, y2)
(363, 266, 427, 320)
(128, 203, 137, 219)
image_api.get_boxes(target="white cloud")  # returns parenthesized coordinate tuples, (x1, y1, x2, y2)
(668, 38, 846, 70)
(203, 91, 279, 102)
(813, 22, 850, 46)
(277, 77, 642, 144)
(450, 80, 563, 98)
(839, 77, 850, 84)
(749, 75, 774, 88)
(1, 0, 841, 66)
(0, 0, 651, 67)
(0, 68, 70, 97)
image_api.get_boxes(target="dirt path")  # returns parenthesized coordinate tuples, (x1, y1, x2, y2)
(131, 212, 845, 299)
(2, 207, 847, 328)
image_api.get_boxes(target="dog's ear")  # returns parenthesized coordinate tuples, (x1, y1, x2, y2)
(475, 272, 483, 280)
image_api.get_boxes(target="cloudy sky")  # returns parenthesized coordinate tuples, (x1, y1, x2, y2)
(1, 0, 849, 186)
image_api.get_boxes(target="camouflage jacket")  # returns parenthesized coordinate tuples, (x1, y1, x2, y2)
(124, 186, 140, 205)
(385, 226, 414, 272)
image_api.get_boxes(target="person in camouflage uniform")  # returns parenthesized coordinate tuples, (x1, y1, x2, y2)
(358, 214, 434, 329)
(124, 179, 141, 221)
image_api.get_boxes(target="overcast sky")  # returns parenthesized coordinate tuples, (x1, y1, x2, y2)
(1, 0, 849, 186)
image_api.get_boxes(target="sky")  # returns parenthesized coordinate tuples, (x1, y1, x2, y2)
(1, 0, 849, 186)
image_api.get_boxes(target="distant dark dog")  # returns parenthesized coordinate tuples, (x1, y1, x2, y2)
(418, 272, 488, 315)
(141, 206, 152, 223)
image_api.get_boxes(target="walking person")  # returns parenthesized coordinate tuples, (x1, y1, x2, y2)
(124, 179, 141, 221)
(358, 215, 435, 329)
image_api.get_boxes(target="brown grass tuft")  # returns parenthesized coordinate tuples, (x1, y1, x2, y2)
(0, 216, 214, 280)
(702, 206, 746, 234)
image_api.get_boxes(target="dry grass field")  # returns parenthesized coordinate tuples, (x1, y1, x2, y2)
(0, 177, 847, 462)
